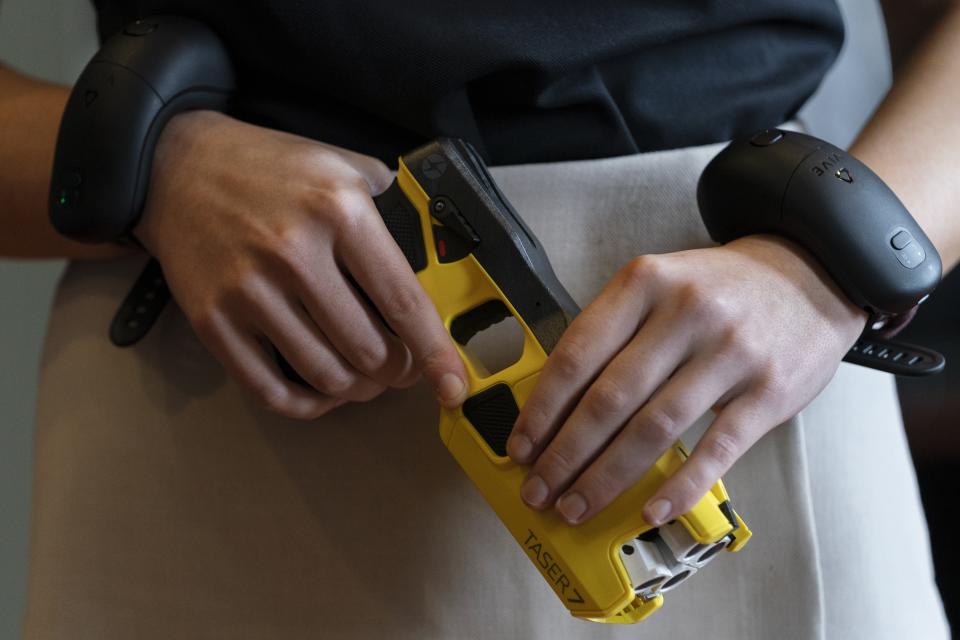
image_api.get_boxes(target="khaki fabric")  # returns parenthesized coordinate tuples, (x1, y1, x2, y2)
(24, 140, 948, 639)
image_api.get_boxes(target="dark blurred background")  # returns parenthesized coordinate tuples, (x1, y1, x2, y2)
(878, 0, 960, 630)
(899, 267, 960, 630)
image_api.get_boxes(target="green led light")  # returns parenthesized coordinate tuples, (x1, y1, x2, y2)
(59, 196, 67, 205)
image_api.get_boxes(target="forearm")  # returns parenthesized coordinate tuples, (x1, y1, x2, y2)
(851, 2, 960, 273)
(0, 64, 130, 259)
(880, 0, 956, 68)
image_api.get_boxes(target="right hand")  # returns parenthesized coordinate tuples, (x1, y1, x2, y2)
(134, 110, 468, 419)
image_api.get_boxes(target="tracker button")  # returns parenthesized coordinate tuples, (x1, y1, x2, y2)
(890, 230, 913, 250)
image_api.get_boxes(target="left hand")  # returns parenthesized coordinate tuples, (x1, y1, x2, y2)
(506, 234, 868, 526)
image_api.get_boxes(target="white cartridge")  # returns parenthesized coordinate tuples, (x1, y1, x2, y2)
(619, 538, 672, 599)
(653, 535, 699, 593)
(658, 520, 705, 564)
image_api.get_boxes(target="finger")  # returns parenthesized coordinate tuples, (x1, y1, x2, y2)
(294, 255, 417, 389)
(246, 282, 388, 403)
(336, 195, 468, 408)
(191, 309, 344, 420)
(552, 353, 737, 525)
(507, 257, 660, 465)
(517, 307, 693, 510)
(317, 142, 394, 194)
(642, 393, 768, 526)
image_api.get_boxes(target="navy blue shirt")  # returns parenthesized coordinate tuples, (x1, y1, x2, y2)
(93, 1, 844, 165)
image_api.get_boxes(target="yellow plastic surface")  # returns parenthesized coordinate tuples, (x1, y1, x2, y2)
(396, 158, 751, 622)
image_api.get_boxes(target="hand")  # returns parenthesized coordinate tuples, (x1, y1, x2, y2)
(506, 235, 868, 526)
(134, 111, 467, 419)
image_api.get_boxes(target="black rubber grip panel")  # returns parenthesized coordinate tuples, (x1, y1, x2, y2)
(372, 179, 427, 273)
(110, 257, 170, 346)
(843, 338, 945, 376)
(462, 383, 519, 457)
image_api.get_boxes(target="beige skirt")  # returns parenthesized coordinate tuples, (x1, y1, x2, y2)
(23, 139, 949, 639)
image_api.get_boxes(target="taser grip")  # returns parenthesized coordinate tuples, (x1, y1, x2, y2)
(371, 139, 752, 623)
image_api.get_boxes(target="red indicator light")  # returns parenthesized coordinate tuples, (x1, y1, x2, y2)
(438, 239, 447, 257)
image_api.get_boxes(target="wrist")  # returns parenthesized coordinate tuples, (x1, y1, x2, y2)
(131, 110, 232, 254)
(727, 233, 870, 330)
(700, 130, 940, 320)
(49, 16, 235, 244)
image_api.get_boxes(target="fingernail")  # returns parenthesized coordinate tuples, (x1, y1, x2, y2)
(520, 474, 549, 507)
(557, 492, 588, 524)
(645, 498, 673, 526)
(436, 373, 465, 405)
(507, 433, 533, 461)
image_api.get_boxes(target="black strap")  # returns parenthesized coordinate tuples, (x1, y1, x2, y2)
(109, 258, 170, 347)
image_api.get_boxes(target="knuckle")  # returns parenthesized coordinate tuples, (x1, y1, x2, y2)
(756, 369, 789, 403)
(328, 187, 371, 231)
(670, 471, 705, 506)
(290, 358, 355, 398)
(584, 378, 630, 419)
(365, 159, 393, 193)
(633, 406, 679, 446)
(190, 307, 222, 343)
(225, 270, 264, 309)
(351, 339, 391, 375)
(249, 381, 290, 414)
(550, 338, 589, 380)
(307, 185, 367, 232)
(272, 229, 316, 284)
(580, 468, 621, 503)
(719, 326, 762, 365)
(707, 293, 739, 325)
(274, 221, 317, 260)
(315, 369, 356, 397)
(418, 344, 460, 384)
(621, 255, 664, 288)
(538, 444, 580, 479)
(379, 285, 424, 327)
(702, 431, 742, 469)
(675, 282, 715, 318)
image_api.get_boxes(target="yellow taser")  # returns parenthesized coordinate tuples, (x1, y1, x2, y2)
(372, 138, 752, 623)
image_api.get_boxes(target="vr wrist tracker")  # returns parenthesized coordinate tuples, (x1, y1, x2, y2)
(699, 129, 944, 375)
(48, 16, 945, 376)
(49, 16, 234, 243)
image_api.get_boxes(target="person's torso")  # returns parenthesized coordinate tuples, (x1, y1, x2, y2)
(91, 0, 843, 164)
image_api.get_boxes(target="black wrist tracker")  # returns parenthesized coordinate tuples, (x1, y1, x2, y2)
(698, 129, 945, 375)
(49, 16, 235, 243)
